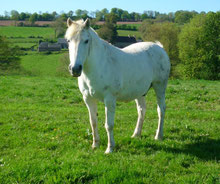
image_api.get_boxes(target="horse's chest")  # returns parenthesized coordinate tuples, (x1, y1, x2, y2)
(78, 77, 108, 101)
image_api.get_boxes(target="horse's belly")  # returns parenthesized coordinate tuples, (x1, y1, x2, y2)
(117, 80, 151, 102)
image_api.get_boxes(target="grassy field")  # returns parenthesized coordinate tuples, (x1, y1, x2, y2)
(0, 25, 141, 40)
(0, 25, 142, 50)
(0, 25, 140, 39)
(0, 50, 220, 183)
(20, 51, 65, 77)
(117, 30, 142, 39)
(0, 26, 54, 38)
(0, 26, 55, 51)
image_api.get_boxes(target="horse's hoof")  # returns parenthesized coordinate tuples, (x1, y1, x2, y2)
(92, 142, 100, 149)
(105, 147, 113, 154)
(155, 135, 163, 140)
(131, 133, 141, 138)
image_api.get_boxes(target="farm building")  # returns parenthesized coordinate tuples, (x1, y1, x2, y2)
(57, 38, 68, 49)
(114, 36, 137, 48)
(38, 42, 61, 52)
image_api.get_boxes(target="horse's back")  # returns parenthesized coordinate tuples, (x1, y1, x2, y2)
(122, 42, 156, 53)
(122, 42, 170, 82)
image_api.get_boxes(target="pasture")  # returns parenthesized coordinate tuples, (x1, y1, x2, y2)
(0, 51, 220, 183)
(0, 26, 54, 38)
(0, 24, 220, 183)
(0, 26, 55, 50)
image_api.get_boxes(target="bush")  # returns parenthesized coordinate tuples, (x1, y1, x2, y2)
(97, 23, 117, 43)
(0, 36, 21, 74)
(178, 12, 220, 80)
(139, 21, 180, 77)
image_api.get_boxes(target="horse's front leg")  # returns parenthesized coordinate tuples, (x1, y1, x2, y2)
(83, 96, 100, 149)
(104, 96, 116, 154)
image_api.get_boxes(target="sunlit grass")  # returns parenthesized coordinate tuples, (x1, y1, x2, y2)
(0, 75, 219, 183)
(0, 26, 54, 38)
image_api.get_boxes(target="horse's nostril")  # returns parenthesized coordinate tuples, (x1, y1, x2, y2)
(79, 65, 82, 71)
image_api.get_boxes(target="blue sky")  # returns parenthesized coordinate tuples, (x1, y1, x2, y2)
(0, 0, 219, 15)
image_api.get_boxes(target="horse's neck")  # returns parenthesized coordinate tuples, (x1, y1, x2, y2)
(85, 29, 122, 72)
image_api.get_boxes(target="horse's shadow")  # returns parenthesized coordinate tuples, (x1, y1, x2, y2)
(118, 136, 220, 161)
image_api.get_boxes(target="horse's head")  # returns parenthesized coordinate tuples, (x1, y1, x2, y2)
(65, 18, 91, 77)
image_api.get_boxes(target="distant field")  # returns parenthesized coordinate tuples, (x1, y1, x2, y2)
(0, 20, 142, 26)
(117, 30, 142, 39)
(0, 25, 141, 39)
(0, 26, 54, 38)
(8, 38, 39, 49)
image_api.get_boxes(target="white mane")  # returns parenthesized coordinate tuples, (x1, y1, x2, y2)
(65, 19, 85, 40)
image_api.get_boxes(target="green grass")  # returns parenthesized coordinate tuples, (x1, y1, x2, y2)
(0, 26, 142, 40)
(20, 51, 65, 76)
(0, 26, 54, 38)
(117, 30, 142, 39)
(8, 38, 40, 49)
(0, 70, 219, 183)
(0, 26, 219, 183)
(0, 26, 55, 51)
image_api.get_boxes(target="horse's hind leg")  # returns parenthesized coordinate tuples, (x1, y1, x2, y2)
(132, 96, 146, 138)
(152, 81, 168, 140)
(83, 96, 100, 148)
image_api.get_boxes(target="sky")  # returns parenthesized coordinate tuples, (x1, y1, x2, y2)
(0, 0, 219, 15)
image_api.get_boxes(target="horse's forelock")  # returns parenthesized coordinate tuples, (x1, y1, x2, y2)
(65, 19, 85, 40)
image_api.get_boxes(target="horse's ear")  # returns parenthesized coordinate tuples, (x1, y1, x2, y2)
(84, 18, 90, 29)
(67, 17, 73, 27)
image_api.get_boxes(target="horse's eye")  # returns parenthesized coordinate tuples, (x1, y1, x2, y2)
(84, 40, 89, 44)
(67, 39, 70, 43)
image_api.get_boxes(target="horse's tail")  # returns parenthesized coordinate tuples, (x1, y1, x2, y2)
(155, 41, 163, 48)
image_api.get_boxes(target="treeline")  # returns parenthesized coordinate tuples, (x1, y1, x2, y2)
(1, 8, 200, 24)
(139, 12, 220, 80)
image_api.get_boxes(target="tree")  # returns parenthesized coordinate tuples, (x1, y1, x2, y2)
(134, 13, 141, 21)
(67, 11, 73, 19)
(41, 12, 53, 21)
(140, 21, 180, 76)
(75, 9, 83, 17)
(60, 13, 68, 21)
(19, 12, 28, 20)
(10, 10, 19, 21)
(29, 13, 38, 25)
(97, 13, 118, 43)
(75, 9, 88, 19)
(178, 12, 220, 79)
(51, 17, 66, 38)
(105, 13, 118, 24)
(95, 10, 103, 21)
(175, 10, 198, 25)
(52, 11, 58, 20)
(0, 36, 21, 71)
(101, 8, 109, 20)
(121, 11, 130, 21)
(141, 12, 149, 20)
(97, 23, 117, 43)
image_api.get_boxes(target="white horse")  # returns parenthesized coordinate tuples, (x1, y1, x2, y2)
(65, 18, 170, 154)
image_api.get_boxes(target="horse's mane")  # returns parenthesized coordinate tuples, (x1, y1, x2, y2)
(65, 19, 121, 54)
(65, 19, 85, 40)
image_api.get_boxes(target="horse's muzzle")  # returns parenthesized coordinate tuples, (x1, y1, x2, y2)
(69, 64, 82, 77)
